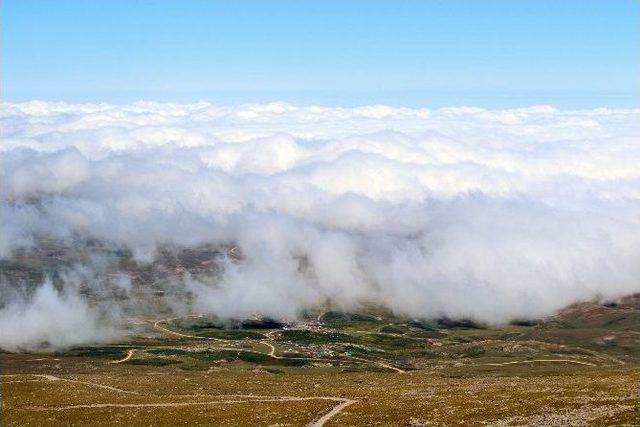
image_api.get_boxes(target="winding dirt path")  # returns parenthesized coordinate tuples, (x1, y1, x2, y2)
(23, 384, 356, 427)
(109, 349, 136, 364)
(259, 330, 281, 356)
(260, 341, 277, 357)
(152, 318, 210, 340)
(33, 374, 139, 394)
(470, 338, 625, 366)
(150, 316, 405, 373)
(307, 398, 357, 427)
(348, 356, 406, 373)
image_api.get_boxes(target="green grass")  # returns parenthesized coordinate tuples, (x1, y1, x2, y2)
(436, 317, 486, 329)
(56, 346, 130, 358)
(171, 318, 225, 331)
(358, 333, 428, 349)
(196, 329, 265, 340)
(379, 325, 406, 334)
(321, 312, 383, 330)
(128, 357, 180, 366)
(278, 329, 357, 344)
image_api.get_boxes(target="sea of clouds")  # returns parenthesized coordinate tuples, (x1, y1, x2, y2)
(1, 101, 639, 350)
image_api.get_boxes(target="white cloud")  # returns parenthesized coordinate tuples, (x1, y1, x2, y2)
(0, 279, 120, 351)
(1, 101, 639, 349)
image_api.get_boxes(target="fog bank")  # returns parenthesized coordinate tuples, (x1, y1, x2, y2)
(1, 101, 639, 350)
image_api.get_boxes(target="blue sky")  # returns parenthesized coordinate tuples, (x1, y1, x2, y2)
(2, 0, 639, 107)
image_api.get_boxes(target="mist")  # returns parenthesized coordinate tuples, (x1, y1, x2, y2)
(1, 101, 639, 350)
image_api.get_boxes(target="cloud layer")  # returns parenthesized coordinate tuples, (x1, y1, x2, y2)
(1, 101, 639, 349)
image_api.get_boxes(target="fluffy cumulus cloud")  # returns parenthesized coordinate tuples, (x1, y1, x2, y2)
(1, 101, 639, 349)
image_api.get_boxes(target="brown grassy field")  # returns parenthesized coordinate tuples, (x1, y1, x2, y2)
(2, 297, 640, 426)
(2, 359, 638, 426)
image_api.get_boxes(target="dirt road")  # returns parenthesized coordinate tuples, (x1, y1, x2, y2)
(21, 374, 356, 427)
